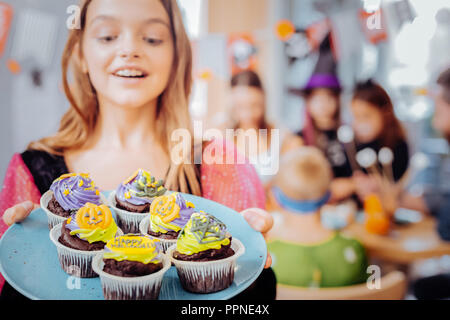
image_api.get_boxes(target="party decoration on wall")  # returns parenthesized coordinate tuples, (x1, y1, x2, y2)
(329, 9, 362, 62)
(31, 68, 43, 87)
(6, 58, 21, 74)
(359, 8, 388, 44)
(275, 19, 296, 41)
(197, 68, 213, 81)
(227, 33, 257, 76)
(0, 2, 13, 58)
(9, 8, 58, 68)
(305, 19, 331, 52)
(391, 0, 416, 31)
(277, 19, 331, 64)
(284, 29, 312, 63)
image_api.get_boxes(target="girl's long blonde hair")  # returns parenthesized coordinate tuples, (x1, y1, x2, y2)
(28, 0, 201, 195)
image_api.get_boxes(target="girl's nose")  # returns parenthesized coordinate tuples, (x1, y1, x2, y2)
(120, 51, 140, 59)
(118, 34, 141, 59)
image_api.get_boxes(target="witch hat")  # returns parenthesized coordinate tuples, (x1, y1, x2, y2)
(303, 32, 341, 92)
(288, 32, 341, 97)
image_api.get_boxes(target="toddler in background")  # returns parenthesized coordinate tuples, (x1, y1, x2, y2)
(267, 146, 368, 288)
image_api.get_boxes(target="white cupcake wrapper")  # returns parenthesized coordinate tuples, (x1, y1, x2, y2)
(40, 190, 108, 230)
(166, 238, 245, 294)
(108, 190, 151, 234)
(91, 252, 171, 300)
(49, 223, 123, 278)
(139, 216, 177, 253)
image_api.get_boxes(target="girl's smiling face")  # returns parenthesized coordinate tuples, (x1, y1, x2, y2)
(351, 99, 384, 143)
(81, 0, 174, 108)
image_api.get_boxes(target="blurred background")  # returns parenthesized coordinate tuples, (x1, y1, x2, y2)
(0, 0, 449, 181)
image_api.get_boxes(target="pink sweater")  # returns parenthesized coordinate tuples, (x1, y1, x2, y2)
(0, 139, 265, 292)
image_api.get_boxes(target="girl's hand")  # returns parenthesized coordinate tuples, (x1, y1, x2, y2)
(329, 177, 356, 202)
(3, 201, 39, 226)
(353, 171, 380, 201)
(240, 208, 274, 269)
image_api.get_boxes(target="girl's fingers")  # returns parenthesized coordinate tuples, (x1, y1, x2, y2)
(240, 208, 274, 236)
(264, 250, 272, 269)
(3, 201, 38, 226)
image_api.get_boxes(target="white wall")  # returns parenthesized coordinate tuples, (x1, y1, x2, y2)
(0, 0, 73, 183)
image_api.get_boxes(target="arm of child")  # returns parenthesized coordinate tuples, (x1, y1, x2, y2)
(0, 153, 41, 292)
(200, 139, 272, 268)
(0, 153, 41, 234)
(200, 138, 266, 212)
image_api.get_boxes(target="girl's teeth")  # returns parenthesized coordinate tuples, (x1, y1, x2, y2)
(115, 69, 144, 77)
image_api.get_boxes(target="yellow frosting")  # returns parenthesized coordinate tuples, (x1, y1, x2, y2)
(150, 214, 182, 234)
(176, 212, 230, 255)
(103, 235, 161, 264)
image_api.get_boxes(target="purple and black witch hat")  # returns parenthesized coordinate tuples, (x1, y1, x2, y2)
(295, 33, 341, 94)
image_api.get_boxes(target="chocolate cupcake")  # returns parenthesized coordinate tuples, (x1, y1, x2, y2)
(40, 173, 105, 229)
(166, 212, 245, 293)
(49, 203, 121, 278)
(92, 234, 171, 300)
(108, 169, 167, 233)
(139, 192, 195, 252)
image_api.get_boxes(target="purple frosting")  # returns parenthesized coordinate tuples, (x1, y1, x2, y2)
(50, 174, 101, 211)
(170, 193, 196, 228)
(65, 212, 81, 233)
(115, 169, 166, 206)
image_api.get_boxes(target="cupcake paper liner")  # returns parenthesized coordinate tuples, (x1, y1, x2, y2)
(166, 238, 245, 294)
(49, 223, 123, 278)
(108, 190, 151, 234)
(40, 190, 108, 230)
(91, 252, 171, 300)
(139, 216, 177, 253)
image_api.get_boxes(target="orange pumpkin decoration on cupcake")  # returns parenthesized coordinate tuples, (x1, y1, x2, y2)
(150, 193, 181, 224)
(75, 203, 114, 230)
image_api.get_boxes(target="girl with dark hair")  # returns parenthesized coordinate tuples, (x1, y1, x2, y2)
(351, 80, 410, 201)
(290, 34, 357, 202)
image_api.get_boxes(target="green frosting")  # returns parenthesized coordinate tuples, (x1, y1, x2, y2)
(70, 222, 118, 244)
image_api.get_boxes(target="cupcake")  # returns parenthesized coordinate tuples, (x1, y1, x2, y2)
(40, 173, 104, 229)
(109, 169, 167, 233)
(92, 234, 171, 300)
(139, 192, 195, 252)
(166, 212, 245, 293)
(49, 203, 121, 278)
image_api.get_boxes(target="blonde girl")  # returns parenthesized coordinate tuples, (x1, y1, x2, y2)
(0, 0, 274, 298)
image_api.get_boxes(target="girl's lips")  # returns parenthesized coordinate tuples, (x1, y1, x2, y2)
(111, 73, 149, 85)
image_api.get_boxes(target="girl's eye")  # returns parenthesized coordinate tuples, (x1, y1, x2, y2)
(98, 35, 117, 43)
(144, 37, 163, 45)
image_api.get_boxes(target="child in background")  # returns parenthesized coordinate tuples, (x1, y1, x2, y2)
(351, 80, 410, 202)
(398, 67, 450, 299)
(289, 34, 355, 202)
(267, 147, 368, 288)
(229, 70, 302, 188)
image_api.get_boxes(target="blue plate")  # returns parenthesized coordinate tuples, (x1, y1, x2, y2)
(0, 192, 266, 300)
